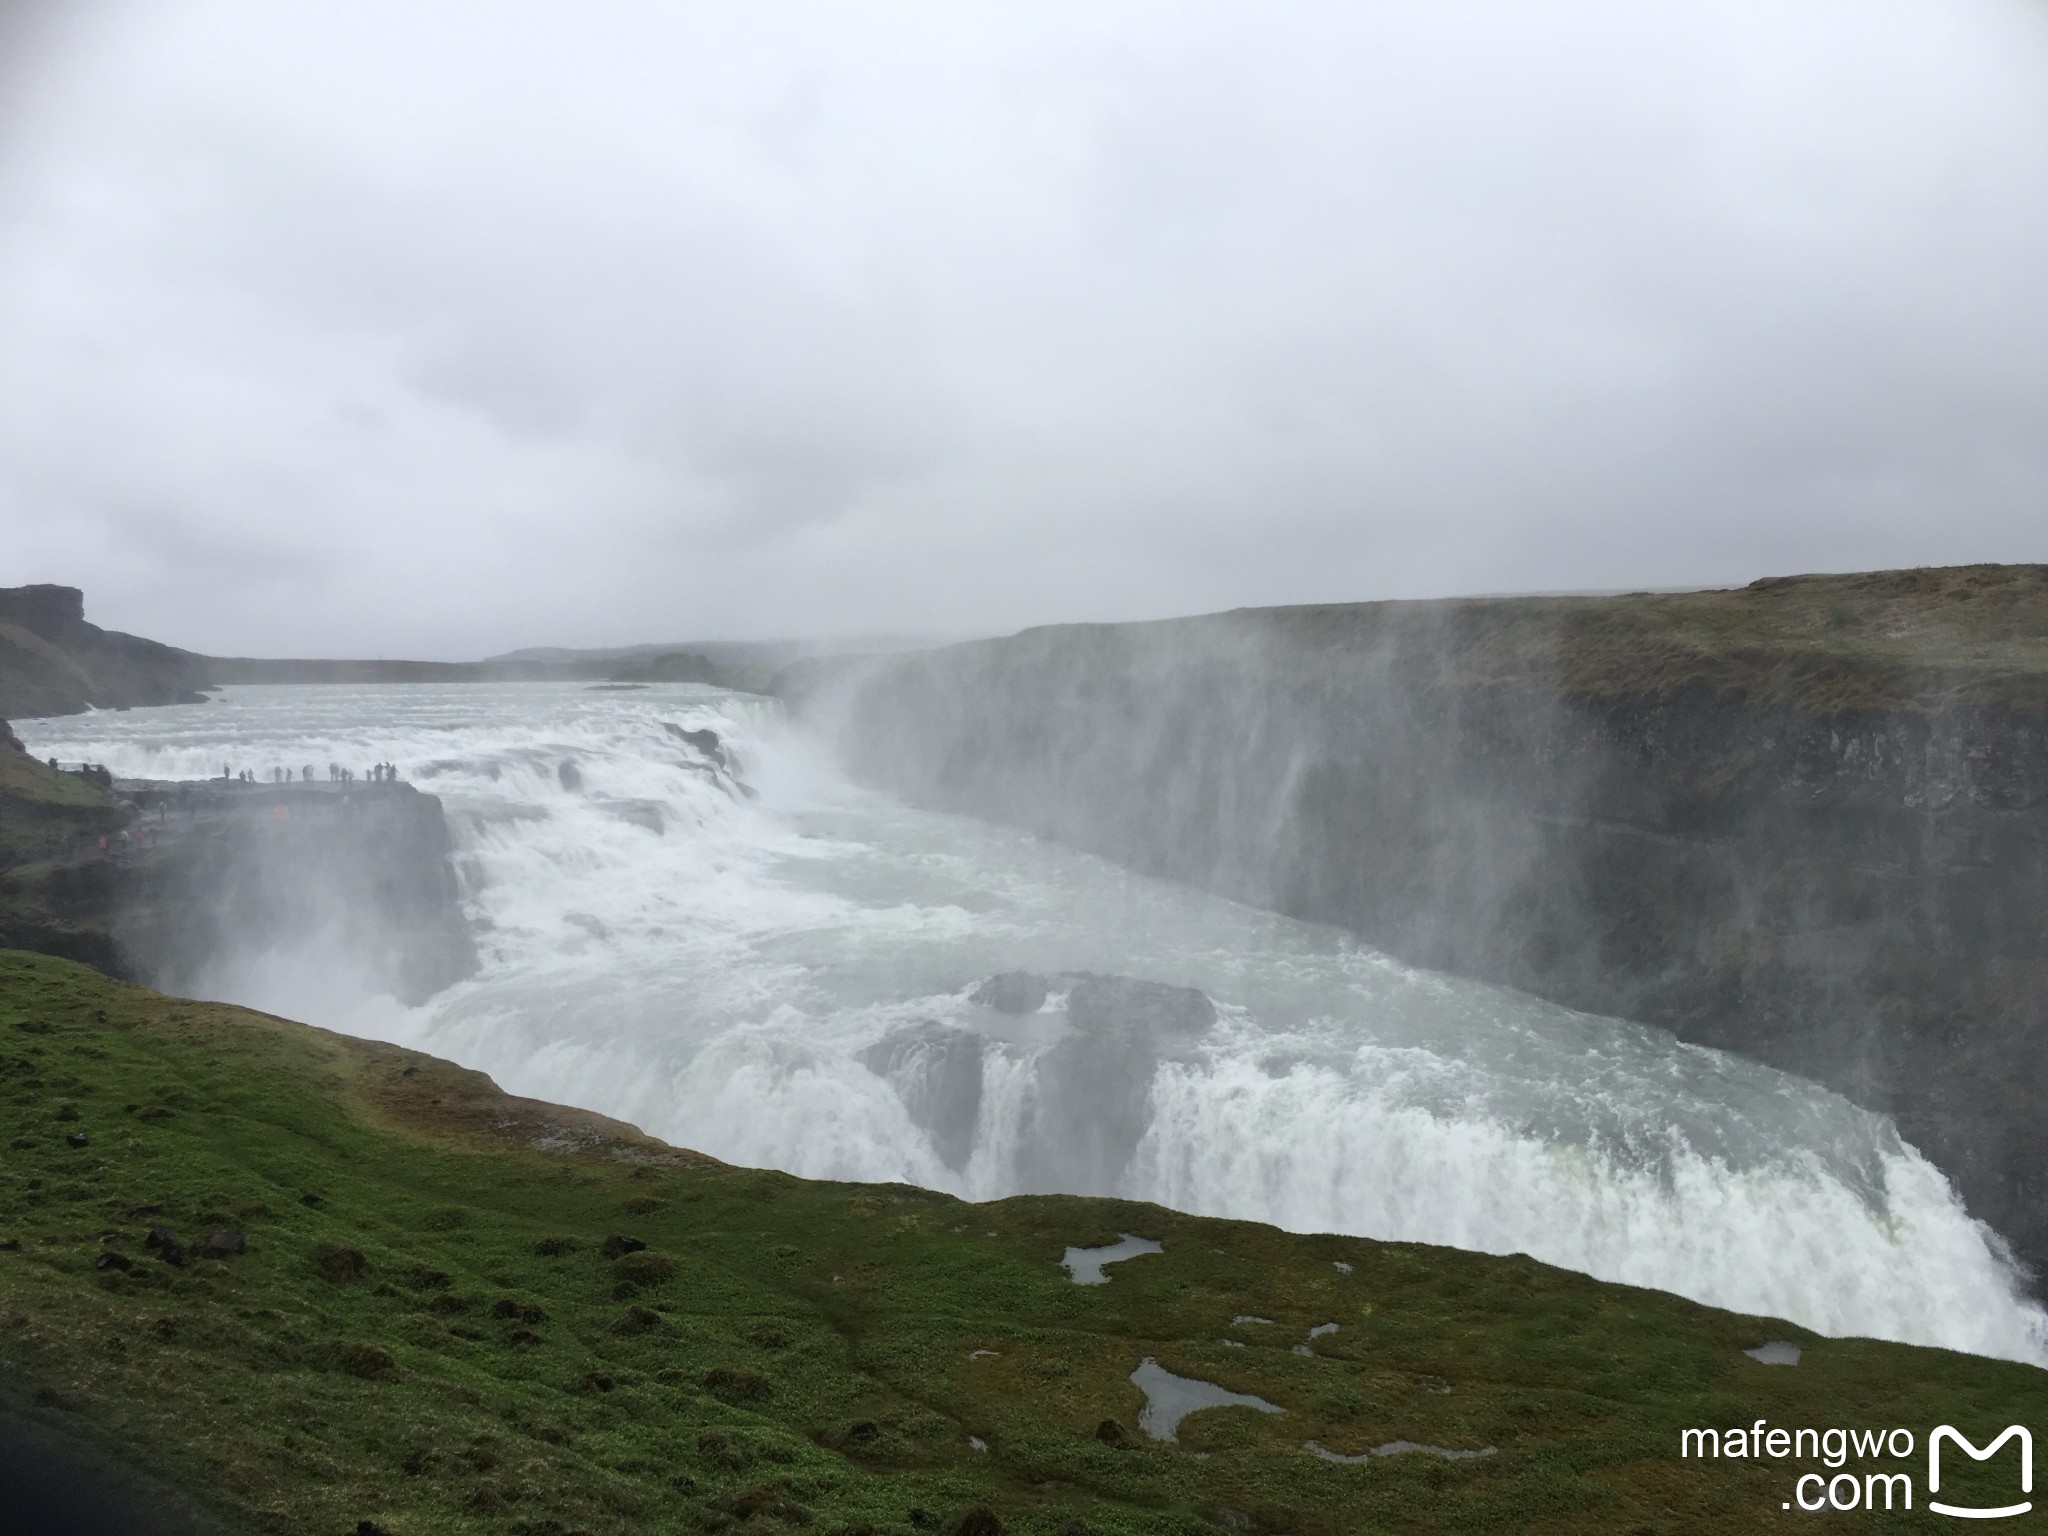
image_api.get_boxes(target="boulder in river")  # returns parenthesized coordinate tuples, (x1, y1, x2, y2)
(971, 972, 1048, 1014)
(862, 1022, 985, 1170)
(1017, 972, 1220, 1196)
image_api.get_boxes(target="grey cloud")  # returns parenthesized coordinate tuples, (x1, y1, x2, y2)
(1, 0, 2045, 656)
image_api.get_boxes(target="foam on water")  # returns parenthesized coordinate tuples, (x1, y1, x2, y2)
(22, 683, 2048, 1364)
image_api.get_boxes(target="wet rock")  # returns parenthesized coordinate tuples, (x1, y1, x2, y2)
(971, 972, 1049, 1014)
(557, 760, 582, 792)
(94, 1250, 131, 1271)
(666, 724, 729, 768)
(1014, 974, 1220, 1195)
(1064, 974, 1216, 1036)
(862, 1022, 985, 1170)
(64, 1131, 88, 1148)
(598, 1234, 646, 1259)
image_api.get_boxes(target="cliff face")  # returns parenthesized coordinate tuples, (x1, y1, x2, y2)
(0, 731, 475, 1006)
(800, 566, 2048, 1277)
(111, 780, 478, 1006)
(0, 585, 212, 719)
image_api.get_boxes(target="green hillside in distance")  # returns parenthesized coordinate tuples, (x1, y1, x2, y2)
(0, 951, 2040, 1534)
(1177, 563, 2048, 715)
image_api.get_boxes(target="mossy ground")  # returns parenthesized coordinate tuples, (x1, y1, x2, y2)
(0, 950, 2042, 1534)
(0, 732, 119, 856)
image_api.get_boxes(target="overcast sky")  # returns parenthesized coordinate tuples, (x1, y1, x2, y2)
(2, 1, 2045, 658)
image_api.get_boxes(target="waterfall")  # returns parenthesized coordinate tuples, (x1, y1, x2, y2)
(22, 680, 2048, 1364)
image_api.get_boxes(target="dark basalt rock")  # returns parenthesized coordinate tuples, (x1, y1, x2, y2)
(64, 1131, 88, 1148)
(203, 1231, 244, 1257)
(1064, 974, 1215, 1036)
(970, 972, 1047, 1014)
(93, 1250, 131, 1271)
(598, 1234, 646, 1259)
(862, 1022, 985, 1170)
(664, 723, 729, 768)
(1017, 973, 1219, 1197)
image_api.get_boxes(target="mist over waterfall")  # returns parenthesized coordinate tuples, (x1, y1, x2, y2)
(21, 682, 2048, 1365)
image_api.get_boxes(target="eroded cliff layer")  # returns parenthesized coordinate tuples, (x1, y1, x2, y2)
(799, 565, 2048, 1276)
(0, 586, 211, 719)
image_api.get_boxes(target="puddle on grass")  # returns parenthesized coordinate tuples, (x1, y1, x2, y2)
(1305, 1440, 1371, 1464)
(1307, 1439, 1497, 1463)
(1745, 1340, 1802, 1365)
(1062, 1233, 1163, 1285)
(1131, 1357, 1285, 1442)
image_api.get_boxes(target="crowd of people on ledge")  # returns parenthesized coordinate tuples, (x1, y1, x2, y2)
(48, 759, 114, 788)
(216, 762, 403, 784)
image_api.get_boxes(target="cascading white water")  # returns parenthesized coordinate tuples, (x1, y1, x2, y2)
(22, 681, 2048, 1364)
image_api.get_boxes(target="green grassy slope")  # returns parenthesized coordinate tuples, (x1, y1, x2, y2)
(1, 951, 2041, 1535)
(0, 735, 128, 971)
(1211, 563, 2048, 714)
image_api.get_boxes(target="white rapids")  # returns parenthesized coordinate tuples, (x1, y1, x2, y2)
(21, 681, 2048, 1365)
